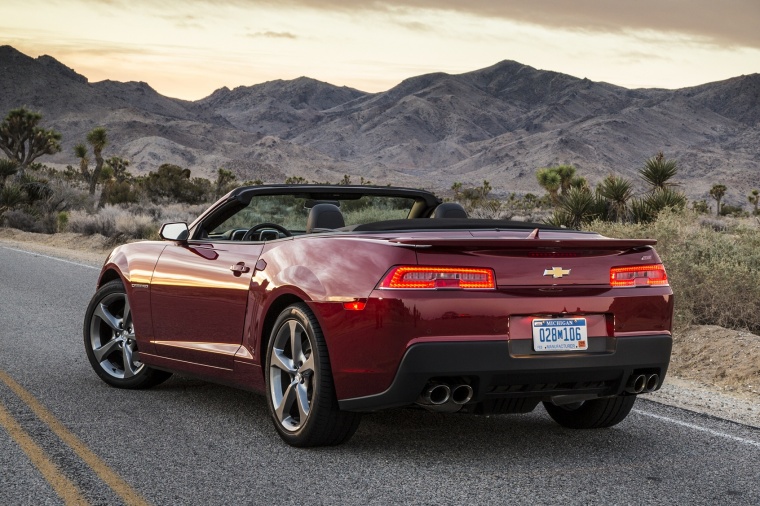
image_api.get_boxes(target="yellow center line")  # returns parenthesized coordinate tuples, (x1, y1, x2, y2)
(0, 370, 150, 506)
(0, 400, 89, 505)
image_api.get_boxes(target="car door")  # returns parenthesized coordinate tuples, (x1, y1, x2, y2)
(149, 240, 263, 369)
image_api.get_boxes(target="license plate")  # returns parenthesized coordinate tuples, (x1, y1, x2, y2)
(532, 318, 588, 351)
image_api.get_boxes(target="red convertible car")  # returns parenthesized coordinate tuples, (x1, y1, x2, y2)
(84, 185, 673, 446)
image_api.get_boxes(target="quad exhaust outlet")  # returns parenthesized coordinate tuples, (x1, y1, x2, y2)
(625, 373, 660, 394)
(451, 384, 474, 405)
(419, 383, 451, 405)
(645, 373, 659, 393)
(417, 382, 473, 412)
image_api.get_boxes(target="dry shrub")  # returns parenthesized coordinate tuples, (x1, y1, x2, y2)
(69, 206, 162, 240)
(68, 207, 118, 237)
(343, 206, 409, 226)
(66, 202, 206, 240)
(3, 210, 52, 233)
(126, 202, 206, 224)
(588, 210, 760, 333)
(115, 213, 158, 239)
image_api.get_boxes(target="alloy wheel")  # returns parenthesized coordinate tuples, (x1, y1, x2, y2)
(268, 319, 315, 432)
(88, 291, 144, 379)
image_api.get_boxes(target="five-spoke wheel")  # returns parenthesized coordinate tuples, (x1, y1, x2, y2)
(266, 303, 361, 446)
(269, 318, 316, 431)
(83, 280, 171, 389)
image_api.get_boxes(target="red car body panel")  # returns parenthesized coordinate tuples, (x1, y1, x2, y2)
(150, 241, 263, 369)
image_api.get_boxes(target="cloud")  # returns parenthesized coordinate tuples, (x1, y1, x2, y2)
(223, 0, 760, 50)
(3, 35, 154, 59)
(246, 31, 298, 39)
(397, 21, 433, 32)
(167, 14, 204, 29)
(75, 0, 760, 49)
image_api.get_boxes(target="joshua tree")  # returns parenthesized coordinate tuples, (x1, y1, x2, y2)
(554, 165, 577, 195)
(106, 156, 131, 182)
(748, 189, 759, 215)
(598, 174, 633, 223)
(640, 151, 678, 190)
(0, 159, 18, 188)
(0, 108, 62, 177)
(570, 175, 589, 192)
(451, 182, 462, 199)
(74, 143, 90, 182)
(214, 167, 236, 199)
(479, 180, 492, 200)
(709, 184, 727, 216)
(86, 127, 108, 195)
(537, 168, 561, 204)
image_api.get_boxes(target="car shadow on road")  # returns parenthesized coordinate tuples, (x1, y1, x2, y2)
(150, 375, 648, 463)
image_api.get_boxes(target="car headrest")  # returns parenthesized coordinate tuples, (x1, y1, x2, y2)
(306, 203, 345, 233)
(432, 203, 468, 219)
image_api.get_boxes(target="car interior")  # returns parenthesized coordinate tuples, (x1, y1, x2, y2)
(192, 190, 475, 242)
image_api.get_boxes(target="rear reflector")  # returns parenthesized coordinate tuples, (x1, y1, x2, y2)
(343, 301, 367, 311)
(610, 264, 668, 287)
(379, 266, 496, 290)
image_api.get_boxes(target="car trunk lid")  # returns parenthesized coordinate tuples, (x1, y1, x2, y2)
(387, 230, 659, 287)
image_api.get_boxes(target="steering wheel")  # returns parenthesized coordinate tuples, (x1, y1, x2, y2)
(241, 223, 292, 242)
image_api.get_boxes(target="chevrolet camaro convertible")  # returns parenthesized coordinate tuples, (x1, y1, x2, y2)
(84, 185, 673, 447)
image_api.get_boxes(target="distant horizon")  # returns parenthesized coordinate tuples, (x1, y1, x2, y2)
(4, 44, 757, 103)
(2, 0, 758, 100)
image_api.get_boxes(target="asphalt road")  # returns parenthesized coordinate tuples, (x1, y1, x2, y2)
(1, 244, 759, 505)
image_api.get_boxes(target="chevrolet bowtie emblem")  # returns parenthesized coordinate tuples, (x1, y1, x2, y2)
(543, 267, 571, 278)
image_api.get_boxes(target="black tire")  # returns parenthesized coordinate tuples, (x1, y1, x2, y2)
(543, 395, 636, 429)
(83, 279, 172, 389)
(265, 303, 361, 447)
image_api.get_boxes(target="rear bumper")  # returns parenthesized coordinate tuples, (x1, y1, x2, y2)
(338, 334, 672, 412)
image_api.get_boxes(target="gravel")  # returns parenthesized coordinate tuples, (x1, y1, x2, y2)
(649, 377, 760, 428)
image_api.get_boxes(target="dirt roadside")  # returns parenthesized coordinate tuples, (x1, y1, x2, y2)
(2, 227, 758, 427)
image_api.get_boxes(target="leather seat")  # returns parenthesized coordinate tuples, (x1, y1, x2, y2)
(432, 203, 468, 219)
(306, 203, 345, 233)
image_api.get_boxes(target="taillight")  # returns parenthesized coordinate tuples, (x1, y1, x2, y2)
(379, 266, 496, 290)
(610, 264, 668, 287)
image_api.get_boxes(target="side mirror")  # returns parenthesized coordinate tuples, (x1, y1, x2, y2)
(159, 222, 189, 241)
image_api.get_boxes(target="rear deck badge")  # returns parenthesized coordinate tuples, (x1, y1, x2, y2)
(543, 267, 571, 278)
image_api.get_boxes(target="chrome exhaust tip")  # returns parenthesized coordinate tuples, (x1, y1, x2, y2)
(451, 384, 474, 405)
(419, 384, 451, 405)
(645, 374, 660, 393)
(626, 374, 647, 394)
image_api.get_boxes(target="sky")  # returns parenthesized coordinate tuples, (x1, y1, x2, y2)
(1, 0, 759, 100)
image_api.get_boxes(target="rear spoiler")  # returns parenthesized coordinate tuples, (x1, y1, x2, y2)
(389, 237, 657, 250)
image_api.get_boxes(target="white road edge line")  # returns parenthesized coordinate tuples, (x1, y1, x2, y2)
(0, 245, 100, 270)
(634, 409, 760, 448)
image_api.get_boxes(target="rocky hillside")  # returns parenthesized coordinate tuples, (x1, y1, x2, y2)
(1, 45, 758, 204)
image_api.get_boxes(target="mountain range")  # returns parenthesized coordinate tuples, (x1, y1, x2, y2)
(1, 45, 758, 204)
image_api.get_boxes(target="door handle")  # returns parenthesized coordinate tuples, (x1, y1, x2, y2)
(230, 262, 251, 275)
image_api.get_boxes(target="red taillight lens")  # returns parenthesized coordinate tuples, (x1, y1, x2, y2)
(379, 266, 496, 290)
(342, 301, 366, 311)
(610, 264, 668, 287)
